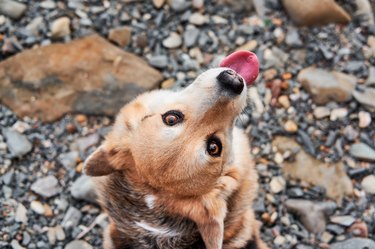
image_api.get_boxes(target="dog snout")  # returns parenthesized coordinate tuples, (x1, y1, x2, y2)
(216, 70, 244, 95)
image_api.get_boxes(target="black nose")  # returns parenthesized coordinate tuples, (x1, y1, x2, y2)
(216, 70, 244, 95)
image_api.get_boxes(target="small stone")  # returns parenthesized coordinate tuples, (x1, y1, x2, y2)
(170, 0, 190, 12)
(0, 0, 27, 19)
(330, 215, 356, 227)
(70, 175, 98, 203)
(269, 176, 286, 193)
(236, 40, 258, 51)
(285, 28, 302, 47)
(152, 0, 165, 8)
(15, 203, 28, 224)
(321, 231, 334, 243)
(10, 240, 25, 249)
(278, 95, 290, 108)
(274, 235, 286, 245)
(330, 238, 375, 249)
(349, 221, 368, 238)
(365, 67, 375, 86)
(40, 0, 56, 9)
(47, 227, 56, 245)
(284, 120, 298, 133)
(76, 133, 100, 152)
(313, 106, 330, 119)
(212, 15, 227, 24)
(192, 0, 204, 8)
(62, 206, 82, 229)
(75, 114, 87, 124)
(58, 151, 79, 169)
(25, 16, 43, 36)
(30, 201, 45, 215)
(350, 143, 375, 162)
(330, 108, 348, 121)
(55, 225, 65, 241)
(353, 87, 375, 109)
(31, 175, 62, 198)
(108, 26, 131, 47)
(161, 78, 176, 89)
(183, 27, 200, 48)
(162, 32, 182, 49)
(2, 127, 32, 158)
(64, 240, 93, 249)
(148, 55, 168, 69)
(189, 12, 208, 26)
(22, 232, 31, 246)
(361, 175, 375, 194)
(50, 17, 71, 38)
(358, 111, 371, 128)
(274, 152, 284, 164)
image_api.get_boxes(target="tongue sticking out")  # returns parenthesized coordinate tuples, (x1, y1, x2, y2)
(220, 50, 259, 86)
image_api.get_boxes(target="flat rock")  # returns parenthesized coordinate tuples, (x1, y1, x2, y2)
(330, 238, 375, 249)
(282, 0, 351, 26)
(361, 175, 375, 194)
(0, 0, 26, 19)
(330, 215, 356, 227)
(353, 87, 375, 110)
(285, 199, 336, 233)
(70, 175, 98, 203)
(0, 35, 163, 122)
(2, 127, 32, 158)
(64, 240, 92, 249)
(108, 26, 131, 47)
(31, 175, 62, 198)
(61, 206, 82, 229)
(350, 143, 375, 162)
(298, 67, 356, 104)
(273, 136, 353, 203)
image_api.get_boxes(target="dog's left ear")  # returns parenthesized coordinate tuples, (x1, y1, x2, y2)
(83, 145, 133, 176)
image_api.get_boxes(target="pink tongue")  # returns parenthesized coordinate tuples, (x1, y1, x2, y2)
(220, 50, 259, 85)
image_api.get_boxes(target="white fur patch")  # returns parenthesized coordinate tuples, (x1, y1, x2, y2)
(135, 221, 179, 237)
(145, 195, 155, 209)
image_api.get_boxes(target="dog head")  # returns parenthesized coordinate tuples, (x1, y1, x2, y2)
(84, 67, 248, 196)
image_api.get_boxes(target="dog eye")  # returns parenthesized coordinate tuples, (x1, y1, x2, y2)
(207, 136, 222, 157)
(162, 110, 184, 126)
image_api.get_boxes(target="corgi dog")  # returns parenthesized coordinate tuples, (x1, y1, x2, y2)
(84, 51, 268, 249)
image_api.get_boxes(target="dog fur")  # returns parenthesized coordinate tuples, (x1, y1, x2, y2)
(84, 68, 269, 249)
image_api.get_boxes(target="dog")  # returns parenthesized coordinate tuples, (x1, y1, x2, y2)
(84, 66, 269, 249)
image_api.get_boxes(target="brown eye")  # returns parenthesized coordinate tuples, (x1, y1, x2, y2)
(207, 136, 222, 157)
(162, 110, 184, 126)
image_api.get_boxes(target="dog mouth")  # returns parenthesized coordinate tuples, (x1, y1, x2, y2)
(220, 50, 259, 86)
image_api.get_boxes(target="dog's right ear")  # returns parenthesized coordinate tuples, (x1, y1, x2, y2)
(83, 146, 116, 176)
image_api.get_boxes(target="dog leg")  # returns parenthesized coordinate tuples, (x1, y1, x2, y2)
(197, 218, 224, 249)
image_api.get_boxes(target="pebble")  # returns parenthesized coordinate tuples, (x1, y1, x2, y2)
(330, 238, 375, 249)
(353, 87, 375, 109)
(15, 203, 28, 224)
(349, 143, 375, 162)
(152, 0, 165, 9)
(236, 40, 258, 51)
(0, 0, 26, 19)
(22, 232, 31, 246)
(162, 32, 182, 49)
(330, 108, 348, 121)
(286, 28, 303, 47)
(108, 26, 132, 47)
(31, 175, 62, 198)
(284, 120, 298, 133)
(149, 55, 168, 69)
(10, 240, 25, 249)
(189, 12, 208, 26)
(278, 95, 290, 108)
(361, 175, 375, 194)
(358, 111, 371, 128)
(62, 206, 82, 229)
(2, 127, 32, 158)
(70, 175, 98, 203)
(30, 201, 45, 215)
(313, 106, 330, 119)
(75, 133, 100, 152)
(269, 176, 286, 193)
(330, 215, 356, 227)
(184, 27, 200, 47)
(58, 151, 79, 169)
(64, 240, 93, 249)
(50, 17, 71, 38)
(40, 0, 56, 9)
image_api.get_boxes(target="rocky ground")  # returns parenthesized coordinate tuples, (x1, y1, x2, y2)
(0, 0, 375, 248)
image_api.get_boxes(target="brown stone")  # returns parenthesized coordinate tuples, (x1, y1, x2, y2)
(0, 34, 163, 122)
(282, 0, 351, 26)
(108, 26, 132, 47)
(297, 67, 356, 104)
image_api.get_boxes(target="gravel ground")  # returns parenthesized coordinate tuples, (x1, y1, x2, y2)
(0, 0, 375, 248)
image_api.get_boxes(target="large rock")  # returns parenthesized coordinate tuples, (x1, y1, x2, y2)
(0, 34, 163, 122)
(330, 238, 375, 249)
(297, 67, 356, 104)
(282, 0, 351, 26)
(273, 136, 353, 204)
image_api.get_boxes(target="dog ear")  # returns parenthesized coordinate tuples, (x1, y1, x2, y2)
(83, 146, 116, 176)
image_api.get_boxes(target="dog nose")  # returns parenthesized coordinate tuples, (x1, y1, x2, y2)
(216, 70, 244, 95)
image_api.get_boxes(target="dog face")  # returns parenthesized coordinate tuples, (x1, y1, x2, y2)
(84, 67, 248, 196)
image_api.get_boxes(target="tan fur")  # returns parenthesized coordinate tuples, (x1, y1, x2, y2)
(84, 68, 269, 249)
